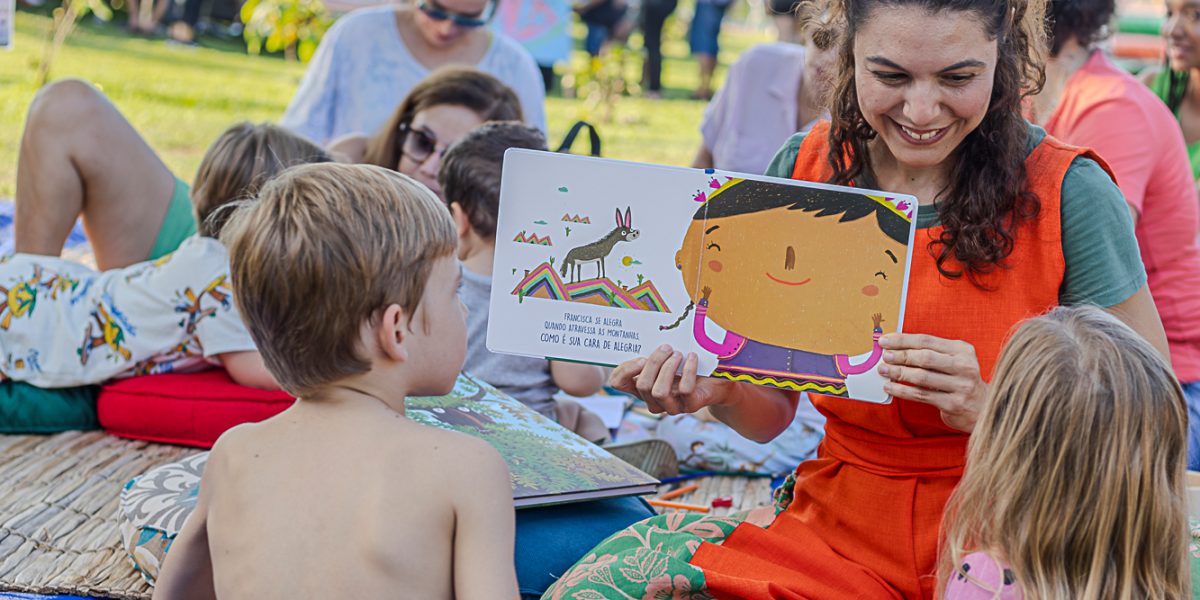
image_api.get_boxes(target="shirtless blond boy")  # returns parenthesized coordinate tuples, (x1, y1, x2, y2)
(152, 163, 518, 599)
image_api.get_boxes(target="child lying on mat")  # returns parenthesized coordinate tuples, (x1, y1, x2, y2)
(0, 123, 329, 390)
(153, 164, 518, 599)
(440, 122, 610, 442)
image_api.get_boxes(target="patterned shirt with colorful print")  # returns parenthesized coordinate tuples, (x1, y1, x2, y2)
(0, 235, 256, 388)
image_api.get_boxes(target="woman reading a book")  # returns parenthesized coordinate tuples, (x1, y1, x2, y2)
(547, 0, 1169, 598)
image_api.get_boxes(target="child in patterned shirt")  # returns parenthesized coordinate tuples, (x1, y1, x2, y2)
(940, 305, 1190, 599)
(0, 123, 330, 389)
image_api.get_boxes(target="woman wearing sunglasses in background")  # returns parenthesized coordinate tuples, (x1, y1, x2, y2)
(280, 0, 546, 146)
(327, 66, 522, 198)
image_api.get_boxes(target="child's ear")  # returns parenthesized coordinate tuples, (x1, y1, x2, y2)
(377, 304, 410, 363)
(449, 202, 471, 240)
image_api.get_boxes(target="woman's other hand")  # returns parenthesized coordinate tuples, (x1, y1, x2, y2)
(610, 344, 727, 415)
(877, 333, 986, 433)
(610, 345, 799, 443)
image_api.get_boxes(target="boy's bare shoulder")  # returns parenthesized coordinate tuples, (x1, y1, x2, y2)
(379, 422, 510, 492)
(204, 420, 262, 474)
(209, 418, 268, 454)
(400, 421, 506, 465)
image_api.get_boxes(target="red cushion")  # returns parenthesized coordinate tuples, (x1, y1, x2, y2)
(98, 370, 293, 448)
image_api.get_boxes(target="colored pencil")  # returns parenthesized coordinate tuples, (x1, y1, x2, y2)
(656, 483, 699, 501)
(647, 499, 710, 513)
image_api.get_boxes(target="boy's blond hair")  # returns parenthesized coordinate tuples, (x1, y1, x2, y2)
(222, 163, 456, 395)
(193, 122, 331, 237)
(939, 305, 1190, 599)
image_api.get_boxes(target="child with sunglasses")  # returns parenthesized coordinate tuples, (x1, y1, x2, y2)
(281, 0, 546, 145)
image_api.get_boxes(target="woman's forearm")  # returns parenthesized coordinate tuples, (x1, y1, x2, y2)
(708, 384, 799, 443)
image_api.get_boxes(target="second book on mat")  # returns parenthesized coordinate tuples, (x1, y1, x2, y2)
(488, 150, 919, 404)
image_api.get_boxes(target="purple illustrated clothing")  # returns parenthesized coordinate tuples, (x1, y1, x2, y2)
(944, 552, 1023, 600)
(692, 301, 882, 397)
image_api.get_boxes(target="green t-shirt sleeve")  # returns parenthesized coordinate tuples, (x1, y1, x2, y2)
(1058, 156, 1147, 307)
(763, 132, 808, 178)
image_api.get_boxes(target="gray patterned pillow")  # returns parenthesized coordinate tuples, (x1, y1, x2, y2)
(119, 451, 207, 584)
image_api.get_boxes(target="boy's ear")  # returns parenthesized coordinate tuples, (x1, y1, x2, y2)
(449, 202, 472, 239)
(376, 304, 410, 363)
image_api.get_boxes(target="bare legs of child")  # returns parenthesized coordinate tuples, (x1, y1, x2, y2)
(15, 79, 176, 270)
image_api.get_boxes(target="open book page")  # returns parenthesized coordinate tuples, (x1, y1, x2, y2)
(408, 373, 658, 507)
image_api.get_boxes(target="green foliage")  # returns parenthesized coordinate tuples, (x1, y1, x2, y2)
(37, 0, 114, 85)
(0, 10, 771, 198)
(240, 0, 331, 62)
(65, 0, 112, 21)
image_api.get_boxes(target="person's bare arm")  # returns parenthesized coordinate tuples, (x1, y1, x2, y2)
(217, 351, 280, 390)
(609, 346, 799, 443)
(325, 134, 369, 164)
(550, 361, 605, 397)
(706, 382, 800, 442)
(1105, 284, 1170, 361)
(692, 145, 715, 169)
(152, 453, 217, 600)
(452, 440, 519, 600)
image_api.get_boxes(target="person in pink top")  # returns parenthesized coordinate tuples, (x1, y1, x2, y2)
(691, 1, 838, 173)
(1030, 0, 1200, 468)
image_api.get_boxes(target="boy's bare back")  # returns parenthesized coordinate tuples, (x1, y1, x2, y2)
(160, 396, 514, 599)
(152, 164, 518, 599)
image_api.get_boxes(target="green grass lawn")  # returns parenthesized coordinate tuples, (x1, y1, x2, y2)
(0, 8, 770, 199)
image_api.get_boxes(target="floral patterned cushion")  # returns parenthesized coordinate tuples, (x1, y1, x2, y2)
(118, 451, 207, 584)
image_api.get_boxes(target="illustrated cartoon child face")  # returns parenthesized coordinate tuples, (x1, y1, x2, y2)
(676, 204, 908, 355)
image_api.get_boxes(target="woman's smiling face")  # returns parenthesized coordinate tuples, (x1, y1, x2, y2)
(853, 5, 997, 172)
(1165, 1, 1200, 71)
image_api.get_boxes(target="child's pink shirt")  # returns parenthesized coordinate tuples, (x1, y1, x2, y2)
(944, 552, 1023, 600)
(1044, 51, 1200, 382)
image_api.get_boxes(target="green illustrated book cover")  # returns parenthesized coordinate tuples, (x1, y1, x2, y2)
(408, 372, 659, 507)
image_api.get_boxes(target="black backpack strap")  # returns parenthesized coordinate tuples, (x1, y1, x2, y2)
(556, 120, 602, 156)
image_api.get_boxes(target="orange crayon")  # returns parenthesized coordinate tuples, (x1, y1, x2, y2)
(647, 499, 710, 513)
(657, 483, 699, 501)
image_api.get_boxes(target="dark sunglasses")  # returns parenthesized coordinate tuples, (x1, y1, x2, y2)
(397, 124, 448, 163)
(416, 0, 495, 28)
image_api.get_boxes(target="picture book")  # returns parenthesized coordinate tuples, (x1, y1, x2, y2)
(408, 372, 659, 507)
(488, 150, 920, 404)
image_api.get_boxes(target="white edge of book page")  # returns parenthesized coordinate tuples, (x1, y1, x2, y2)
(514, 482, 660, 508)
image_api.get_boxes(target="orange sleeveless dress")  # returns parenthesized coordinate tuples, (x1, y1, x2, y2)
(688, 122, 1110, 599)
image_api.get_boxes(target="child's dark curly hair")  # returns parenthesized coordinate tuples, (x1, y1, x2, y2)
(1046, 0, 1115, 56)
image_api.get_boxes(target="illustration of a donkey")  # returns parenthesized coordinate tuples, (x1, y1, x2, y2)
(560, 207, 640, 283)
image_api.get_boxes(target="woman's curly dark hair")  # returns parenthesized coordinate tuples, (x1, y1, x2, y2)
(1046, 0, 1115, 56)
(826, 0, 1048, 287)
